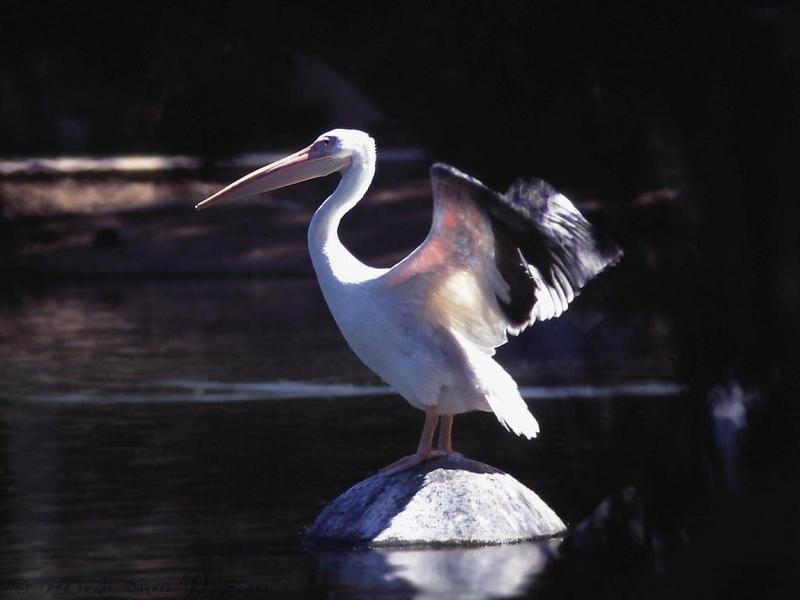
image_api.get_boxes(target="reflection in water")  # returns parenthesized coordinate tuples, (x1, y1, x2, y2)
(315, 540, 559, 599)
(0, 278, 677, 403)
(0, 278, 686, 598)
(706, 378, 759, 493)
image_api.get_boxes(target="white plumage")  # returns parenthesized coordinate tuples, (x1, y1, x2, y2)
(197, 129, 621, 474)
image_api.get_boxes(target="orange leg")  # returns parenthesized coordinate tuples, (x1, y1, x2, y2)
(379, 407, 439, 476)
(432, 415, 463, 458)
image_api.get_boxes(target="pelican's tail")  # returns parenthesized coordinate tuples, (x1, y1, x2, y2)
(452, 331, 540, 438)
(481, 358, 540, 438)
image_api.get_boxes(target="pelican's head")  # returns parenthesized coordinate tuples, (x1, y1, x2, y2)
(195, 129, 374, 210)
(313, 128, 375, 161)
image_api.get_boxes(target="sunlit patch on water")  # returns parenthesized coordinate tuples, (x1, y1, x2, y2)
(0, 148, 428, 176)
(19, 379, 686, 404)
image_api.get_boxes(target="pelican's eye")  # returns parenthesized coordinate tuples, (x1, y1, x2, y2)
(311, 137, 337, 156)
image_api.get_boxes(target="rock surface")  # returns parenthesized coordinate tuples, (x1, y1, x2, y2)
(305, 455, 566, 546)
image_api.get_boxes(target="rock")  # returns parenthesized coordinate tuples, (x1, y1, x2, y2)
(569, 485, 646, 553)
(305, 455, 566, 546)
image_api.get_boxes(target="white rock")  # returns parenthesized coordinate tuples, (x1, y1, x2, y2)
(306, 455, 566, 546)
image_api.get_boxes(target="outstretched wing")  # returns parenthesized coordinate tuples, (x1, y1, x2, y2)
(386, 163, 622, 352)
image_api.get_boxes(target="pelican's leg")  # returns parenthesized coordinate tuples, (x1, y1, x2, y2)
(431, 415, 464, 458)
(378, 407, 439, 476)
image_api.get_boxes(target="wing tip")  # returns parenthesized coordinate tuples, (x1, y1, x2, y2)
(606, 243, 625, 267)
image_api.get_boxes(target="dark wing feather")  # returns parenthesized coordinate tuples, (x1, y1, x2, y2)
(429, 164, 622, 330)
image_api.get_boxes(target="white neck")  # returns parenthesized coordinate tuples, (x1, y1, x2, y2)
(308, 147, 380, 285)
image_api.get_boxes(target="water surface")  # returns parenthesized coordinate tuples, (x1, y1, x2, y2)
(0, 278, 682, 598)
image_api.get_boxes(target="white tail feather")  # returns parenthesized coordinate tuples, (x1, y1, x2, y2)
(451, 331, 540, 438)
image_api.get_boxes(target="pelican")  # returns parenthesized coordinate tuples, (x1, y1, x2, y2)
(196, 129, 621, 475)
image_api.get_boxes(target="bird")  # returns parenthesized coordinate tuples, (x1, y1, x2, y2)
(196, 129, 621, 475)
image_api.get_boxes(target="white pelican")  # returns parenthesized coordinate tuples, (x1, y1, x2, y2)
(196, 129, 621, 475)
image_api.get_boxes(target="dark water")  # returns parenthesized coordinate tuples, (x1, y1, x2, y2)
(0, 278, 682, 599)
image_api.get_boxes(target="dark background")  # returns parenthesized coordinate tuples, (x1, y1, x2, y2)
(2, 0, 796, 402)
(1, 2, 798, 598)
(3, 3, 797, 189)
